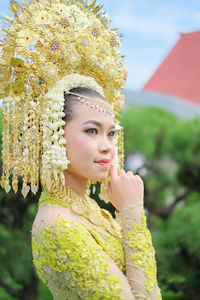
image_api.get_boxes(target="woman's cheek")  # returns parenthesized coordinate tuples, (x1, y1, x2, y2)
(81, 140, 96, 158)
(74, 134, 95, 157)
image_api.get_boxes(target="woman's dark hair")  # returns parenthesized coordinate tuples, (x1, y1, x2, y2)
(62, 87, 106, 123)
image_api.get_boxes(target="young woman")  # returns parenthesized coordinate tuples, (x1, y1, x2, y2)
(0, 0, 162, 299)
(31, 87, 162, 299)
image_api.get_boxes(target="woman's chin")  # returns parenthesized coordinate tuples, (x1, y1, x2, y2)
(88, 173, 108, 182)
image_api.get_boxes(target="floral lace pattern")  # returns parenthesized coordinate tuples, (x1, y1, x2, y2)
(116, 207, 162, 300)
(32, 218, 126, 299)
(125, 210, 157, 294)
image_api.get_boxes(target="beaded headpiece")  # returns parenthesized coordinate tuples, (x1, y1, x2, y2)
(0, 0, 126, 201)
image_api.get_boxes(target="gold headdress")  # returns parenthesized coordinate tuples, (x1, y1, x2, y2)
(0, 0, 126, 201)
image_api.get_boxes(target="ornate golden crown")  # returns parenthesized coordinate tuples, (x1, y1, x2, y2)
(0, 0, 126, 199)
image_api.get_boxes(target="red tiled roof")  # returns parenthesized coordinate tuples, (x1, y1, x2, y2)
(143, 31, 200, 105)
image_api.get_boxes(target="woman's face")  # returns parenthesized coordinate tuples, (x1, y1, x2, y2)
(64, 100, 116, 181)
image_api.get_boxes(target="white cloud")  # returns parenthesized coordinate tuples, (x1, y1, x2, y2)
(113, 14, 175, 36)
(106, 1, 199, 39)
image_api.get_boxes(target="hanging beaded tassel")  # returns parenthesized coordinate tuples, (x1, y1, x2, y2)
(85, 179, 97, 196)
(1, 97, 13, 193)
(11, 96, 24, 193)
(99, 175, 110, 203)
(99, 124, 125, 203)
(85, 179, 92, 196)
(116, 125, 125, 170)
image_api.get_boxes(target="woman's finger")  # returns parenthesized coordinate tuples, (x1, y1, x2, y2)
(127, 171, 134, 176)
(109, 161, 118, 179)
(118, 169, 126, 176)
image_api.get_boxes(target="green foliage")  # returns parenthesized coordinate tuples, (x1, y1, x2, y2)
(121, 106, 179, 159)
(0, 280, 52, 300)
(0, 108, 2, 158)
(0, 225, 33, 285)
(39, 280, 52, 300)
(165, 117, 200, 164)
(0, 287, 17, 300)
(155, 197, 200, 299)
(164, 117, 200, 190)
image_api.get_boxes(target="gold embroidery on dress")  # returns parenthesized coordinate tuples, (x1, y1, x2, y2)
(38, 187, 122, 239)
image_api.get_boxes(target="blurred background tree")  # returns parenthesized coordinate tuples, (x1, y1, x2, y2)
(0, 105, 200, 299)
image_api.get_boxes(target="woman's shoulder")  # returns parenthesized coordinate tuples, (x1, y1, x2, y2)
(32, 189, 122, 239)
(32, 204, 89, 236)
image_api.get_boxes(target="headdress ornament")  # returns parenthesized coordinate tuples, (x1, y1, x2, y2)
(0, 0, 126, 201)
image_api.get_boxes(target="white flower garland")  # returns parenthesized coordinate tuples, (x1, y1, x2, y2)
(46, 73, 105, 100)
(42, 73, 105, 176)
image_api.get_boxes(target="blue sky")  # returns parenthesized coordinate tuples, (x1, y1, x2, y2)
(1, 0, 200, 91)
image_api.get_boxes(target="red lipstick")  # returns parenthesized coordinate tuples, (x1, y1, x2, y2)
(95, 159, 110, 168)
(95, 159, 110, 163)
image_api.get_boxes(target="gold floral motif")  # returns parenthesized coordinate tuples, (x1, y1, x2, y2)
(125, 210, 158, 295)
(92, 27, 101, 37)
(49, 38, 61, 51)
(110, 36, 118, 47)
(39, 187, 122, 239)
(10, 57, 26, 69)
(32, 218, 126, 299)
(32, 11, 51, 25)
(16, 29, 39, 48)
(60, 17, 70, 28)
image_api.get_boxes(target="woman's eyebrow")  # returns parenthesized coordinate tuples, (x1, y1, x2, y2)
(82, 120, 115, 129)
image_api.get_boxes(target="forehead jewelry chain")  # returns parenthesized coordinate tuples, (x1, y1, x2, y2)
(65, 91, 115, 117)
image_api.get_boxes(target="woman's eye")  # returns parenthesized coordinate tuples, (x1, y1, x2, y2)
(85, 129, 115, 137)
(85, 128, 98, 134)
(108, 131, 116, 137)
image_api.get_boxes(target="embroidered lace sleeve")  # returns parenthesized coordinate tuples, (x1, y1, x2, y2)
(31, 206, 136, 300)
(115, 205, 162, 300)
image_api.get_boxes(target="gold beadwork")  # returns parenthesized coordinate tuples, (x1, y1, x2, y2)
(39, 187, 122, 239)
(125, 210, 158, 294)
(60, 17, 70, 28)
(110, 36, 118, 47)
(92, 27, 101, 37)
(32, 217, 126, 299)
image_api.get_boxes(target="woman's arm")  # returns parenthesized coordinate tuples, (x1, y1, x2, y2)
(106, 161, 162, 299)
(116, 204, 162, 300)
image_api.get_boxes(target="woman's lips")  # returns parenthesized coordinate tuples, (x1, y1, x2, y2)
(95, 159, 110, 168)
(95, 162, 110, 167)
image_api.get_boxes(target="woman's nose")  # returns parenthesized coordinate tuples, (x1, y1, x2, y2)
(98, 135, 112, 153)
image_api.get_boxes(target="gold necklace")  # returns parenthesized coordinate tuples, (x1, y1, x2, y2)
(39, 186, 122, 239)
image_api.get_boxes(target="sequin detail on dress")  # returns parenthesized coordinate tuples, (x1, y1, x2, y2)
(125, 211, 157, 294)
(32, 218, 126, 300)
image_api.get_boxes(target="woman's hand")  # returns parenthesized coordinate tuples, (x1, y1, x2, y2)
(107, 161, 144, 212)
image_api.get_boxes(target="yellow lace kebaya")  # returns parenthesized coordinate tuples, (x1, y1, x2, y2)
(31, 188, 162, 300)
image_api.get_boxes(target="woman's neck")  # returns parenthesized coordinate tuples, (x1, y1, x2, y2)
(63, 170, 87, 197)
